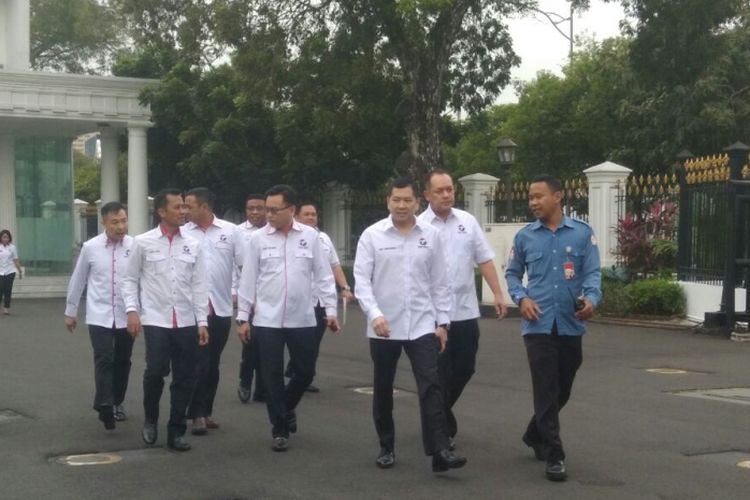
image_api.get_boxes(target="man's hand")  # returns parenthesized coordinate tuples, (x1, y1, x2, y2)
(575, 298, 594, 321)
(372, 316, 390, 338)
(494, 294, 508, 320)
(327, 316, 341, 334)
(64, 315, 77, 333)
(198, 326, 209, 346)
(519, 297, 543, 321)
(435, 326, 448, 353)
(340, 288, 354, 305)
(126, 311, 141, 339)
(236, 322, 251, 344)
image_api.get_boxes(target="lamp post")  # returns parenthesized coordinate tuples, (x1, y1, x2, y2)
(496, 138, 517, 222)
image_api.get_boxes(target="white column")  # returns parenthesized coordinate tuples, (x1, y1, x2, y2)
(458, 173, 500, 227)
(583, 161, 632, 269)
(0, 134, 16, 236)
(322, 182, 351, 262)
(127, 126, 149, 235)
(1, 0, 30, 71)
(100, 128, 120, 204)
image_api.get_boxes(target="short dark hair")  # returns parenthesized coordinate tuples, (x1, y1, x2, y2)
(388, 177, 418, 198)
(265, 184, 298, 206)
(424, 169, 452, 189)
(185, 187, 215, 210)
(0, 229, 12, 243)
(153, 188, 183, 214)
(246, 193, 265, 203)
(100, 201, 126, 218)
(296, 201, 317, 214)
(530, 174, 563, 193)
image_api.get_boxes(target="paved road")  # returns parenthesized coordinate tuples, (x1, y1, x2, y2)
(1, 298, 749, 499)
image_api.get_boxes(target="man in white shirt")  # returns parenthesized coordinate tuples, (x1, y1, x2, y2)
(236, 193, 266, 403)
(64, 202, 135, 431)
(182, 187, 244, 435)
(122, 189, 209, 452)
(419, 170, 508, 449)
(353, 177, 467, 473)
(291, 201, 353, 393)
(236, 185, 339, 452)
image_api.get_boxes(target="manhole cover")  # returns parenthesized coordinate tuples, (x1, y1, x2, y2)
(56, 453, 122, 466)
(352, 387, 401, 396)
(672, 387, 750, 406)
(0, 409, 26, 423)
(646, 368, 688, 374)
(686, 451, 750, 468)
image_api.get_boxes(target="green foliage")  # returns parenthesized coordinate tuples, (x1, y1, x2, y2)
(30, 0, 124, 73)
(624, 278, 685, 316)
(72, 151, 100, 203)
(597, 277, 630, 317)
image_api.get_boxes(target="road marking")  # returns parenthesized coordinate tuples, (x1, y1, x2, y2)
(671, 387, 750, 406)
(57, 453, 122, 466)
(646, 368, 688, 374)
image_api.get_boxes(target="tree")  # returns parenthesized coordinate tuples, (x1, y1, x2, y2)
(30, 0, 124, 73)
(237, 0, 527, 183)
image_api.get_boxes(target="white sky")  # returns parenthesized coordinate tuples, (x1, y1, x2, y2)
(498, 0, 627, 103)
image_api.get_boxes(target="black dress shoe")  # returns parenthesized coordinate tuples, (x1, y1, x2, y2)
(237, 384, 251, 403)
(376, 449, 395, 469)
(142, 422, 157, 445)
(113, 405, 127, 421)
(545, 460, 567, 481)
(272, 436, 288, 452)
(287, 412, 297, 434)
(306, 384, 320, 393)
(432, 449, 467, 473)
(522, 435, 546, 461)
(168, 434, 191, 452)
(98, 408, 115, 430)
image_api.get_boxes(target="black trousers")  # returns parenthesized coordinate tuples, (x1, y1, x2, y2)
(239, 330, 265, 397)
(523, 330, 583, 463)
(143, 325, 199, 436)
(0, 273, 15, 308)
(255, 326, 316, 438)
(438, 318, 480, 438)
(370, 334, 449, 456)
(88, 325, 134, 411)
(188, 314, 231, 418)
(286, 305, 327, 379)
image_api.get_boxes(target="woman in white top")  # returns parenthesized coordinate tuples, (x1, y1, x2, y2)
(0, 229, 22, 315)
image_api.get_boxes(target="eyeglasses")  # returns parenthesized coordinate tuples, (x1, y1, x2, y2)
(266, 205, 291, 215)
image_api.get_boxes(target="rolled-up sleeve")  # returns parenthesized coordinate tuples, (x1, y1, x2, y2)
(504, 233, 527, 305)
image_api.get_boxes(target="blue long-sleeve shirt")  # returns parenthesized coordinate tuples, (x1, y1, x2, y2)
(505, 216, 602, 336)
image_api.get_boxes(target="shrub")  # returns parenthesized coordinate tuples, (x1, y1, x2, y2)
(624, 278, 685, 316)
(597, 277, 629, 316)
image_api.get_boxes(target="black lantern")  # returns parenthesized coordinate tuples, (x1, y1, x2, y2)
(495, 138, 517, 221)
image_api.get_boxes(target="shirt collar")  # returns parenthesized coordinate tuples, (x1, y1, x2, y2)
(159, 224, 181, 238)
(266, 220, 303, 235)
(531, 214, 575, 231)
(104, 234, 125, 247)
(384, 215, 422, 234)
(423, 204, 454, 223)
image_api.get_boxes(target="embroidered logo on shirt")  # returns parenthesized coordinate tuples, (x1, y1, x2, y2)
(298, 239, 308, 249)
(182, 246, 192, 255)
(220, 234, 228, 242)
(418, 238, 428, 247)
(124, 249, 131, 257)
(457, 224, 466, 233)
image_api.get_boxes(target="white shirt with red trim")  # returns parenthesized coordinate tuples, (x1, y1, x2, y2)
(236, 221, 337, 328)
(182, 217, 243, 317)
(121, 226, 209, 328)
(65, 233, 133, 328)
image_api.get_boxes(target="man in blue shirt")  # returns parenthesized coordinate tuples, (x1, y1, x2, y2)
(505, 174, 601, 482)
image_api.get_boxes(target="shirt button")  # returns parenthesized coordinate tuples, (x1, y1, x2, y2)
(553, 250, 557, 253)
(553, 267, 557, 270)
(554, 285, 558, 288)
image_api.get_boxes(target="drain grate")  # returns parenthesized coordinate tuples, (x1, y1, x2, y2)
(0, 409, 27, 423)
(671, 387, 750, 406)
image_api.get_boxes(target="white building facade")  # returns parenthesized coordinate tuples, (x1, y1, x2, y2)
(0, 0, 155, 296)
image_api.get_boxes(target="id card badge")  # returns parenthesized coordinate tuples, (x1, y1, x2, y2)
(563, 261, 575, 280)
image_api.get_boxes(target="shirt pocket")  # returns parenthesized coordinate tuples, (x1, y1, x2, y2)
(177, 253, 196, 271)
(145, 253, 167, 274)
(295, 248, 313, 259)
(524, 251, 544, 276)
(261, 247, 280, 260)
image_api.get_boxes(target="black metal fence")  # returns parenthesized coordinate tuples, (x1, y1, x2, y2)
(486, 176, 589, 223)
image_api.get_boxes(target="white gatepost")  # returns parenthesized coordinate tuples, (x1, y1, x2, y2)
(583, 161, 632, 269)
(73, 199, 89, 246)
(458, 173, 500, 227)
(322, 182, 351, 263)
